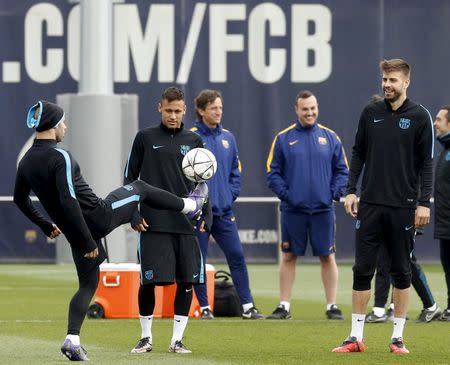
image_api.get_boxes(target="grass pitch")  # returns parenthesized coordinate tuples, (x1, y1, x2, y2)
(0, 263, 448, 364)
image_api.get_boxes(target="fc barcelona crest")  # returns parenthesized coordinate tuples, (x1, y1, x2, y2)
(399, 118, 411, 129)
(318, 137, 327, 145)
(222, 139, 230, 149)
(180, 145, 190, 155)
(144, 270, 154, 281)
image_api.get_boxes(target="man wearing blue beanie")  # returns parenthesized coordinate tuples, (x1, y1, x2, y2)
(14, 100, 208, 361)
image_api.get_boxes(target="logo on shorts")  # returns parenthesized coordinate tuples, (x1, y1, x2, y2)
(180, 145, 190, 155)
(144, 270, 154, 281)
(399, 118, 411, 129)
(193, 273, 199, 279)
(355, 220, 361, 230)
(405, 225, 413, 231)
(123, 185, 133, 191)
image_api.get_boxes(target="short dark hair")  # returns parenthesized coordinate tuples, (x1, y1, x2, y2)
(441, 105, 450, 122)
(295, 90, 314, 104)
(161, 87, 185, 103)
(369, 94, 384, 103)
(195, 89, 222, 120)
(380, 58, 411, 78)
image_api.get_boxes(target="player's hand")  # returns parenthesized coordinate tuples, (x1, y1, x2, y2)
(133, 218, 149, 232)
(84, 247, 99, 259)
(415, 206, 430, 229)
(49, 224, 61, 239)
(344, 194, 358, 218)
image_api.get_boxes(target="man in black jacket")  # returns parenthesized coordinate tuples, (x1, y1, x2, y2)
(14, 100, 207, 361)
(332, 59, 434, 354)
(125, 87, 209, 354)
(433, 105, 450, 321)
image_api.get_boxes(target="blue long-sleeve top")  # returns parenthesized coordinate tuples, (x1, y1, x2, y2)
(266, 121, 349, 213)
(191, 120, 241, 216)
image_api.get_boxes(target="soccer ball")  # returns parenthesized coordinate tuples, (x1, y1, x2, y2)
(182, 148, 217, 183)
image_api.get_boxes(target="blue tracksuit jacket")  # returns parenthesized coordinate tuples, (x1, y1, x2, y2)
(266, 121, 349, 213)
(191, 121, 240, 216)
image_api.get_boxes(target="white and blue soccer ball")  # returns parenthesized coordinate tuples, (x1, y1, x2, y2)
(182, 148, 217, 183)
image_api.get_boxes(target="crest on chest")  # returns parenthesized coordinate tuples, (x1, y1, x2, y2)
(180, 145, 190, 155)
(399, 118, 411, 129)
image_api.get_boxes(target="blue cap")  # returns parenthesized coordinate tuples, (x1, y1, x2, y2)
(26, 100, 65, 132)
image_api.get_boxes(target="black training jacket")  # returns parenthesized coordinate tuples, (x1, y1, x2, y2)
(14, 139, 106, 253)
(347, 98, 434, 209)
(434, 133, 450, 239)
(124, 123, 203, 234)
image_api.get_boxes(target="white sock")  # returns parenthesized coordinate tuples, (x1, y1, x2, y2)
(139, 315, 153, 340)
(427, 303, 437, 311)
(280, 301, 290, 312)
(171, 315, 188, 345)
(200, 306, 211, 312)
(181, 198, 196, 214)
(389, 303, 395, 310)
(373, 306, 386, 317)
(350, 313, 366, 341)
(392, 317, 406, 339)
(326, 303, 337, 311)
(242, 303, 253, 312)
(65, 334, 80, 346)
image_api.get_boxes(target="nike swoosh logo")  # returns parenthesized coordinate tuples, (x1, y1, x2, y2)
(193, 274, 199, 279)
(357, 319, 364, 322)
(405, 226, 413, 231)
(175, 319, 181, 322)
(373, 119, 383, 123)
(152, 145, 164, 149)
(425, 313, 434, 322)
(289, 140, 298, 146)
(185, 288, 193, 293)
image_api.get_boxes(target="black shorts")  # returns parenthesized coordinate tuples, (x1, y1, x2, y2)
(354, 203, 414, 284)
(71, 239, 107, 286)
(95, 180, 183, 238)
(138, 231, 204, 285)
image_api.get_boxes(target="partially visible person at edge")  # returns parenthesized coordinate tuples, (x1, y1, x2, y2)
(266, 90, 349, 321)
(14, 100, 207, 361)
(124, 87, 211, 354)
(332, 59, 434, 354)
(190, 89, 264, 320)
(433, 105, 450, 321)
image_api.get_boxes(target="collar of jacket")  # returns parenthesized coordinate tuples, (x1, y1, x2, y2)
(295, 119, 317, 132)
(159, 122, 184, 134)
(195, 120, 222, 136)
(33, 139, 57, 148)
(384, 97, 411, 113)
(437, 131, 450, 148)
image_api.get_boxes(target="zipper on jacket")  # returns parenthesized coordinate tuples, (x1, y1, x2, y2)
(307, 130, 312, 214)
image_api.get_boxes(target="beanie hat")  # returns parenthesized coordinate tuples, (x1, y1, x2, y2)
(26, 100, 65, 132)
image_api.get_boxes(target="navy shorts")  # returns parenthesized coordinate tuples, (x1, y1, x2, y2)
(138, 231, 204, 285)
(281, 210, 336, 256)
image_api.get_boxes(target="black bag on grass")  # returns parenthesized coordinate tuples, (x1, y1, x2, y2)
(214, 270, 242, 317)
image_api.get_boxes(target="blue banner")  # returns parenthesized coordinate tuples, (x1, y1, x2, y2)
(1, 1, 447, 261)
